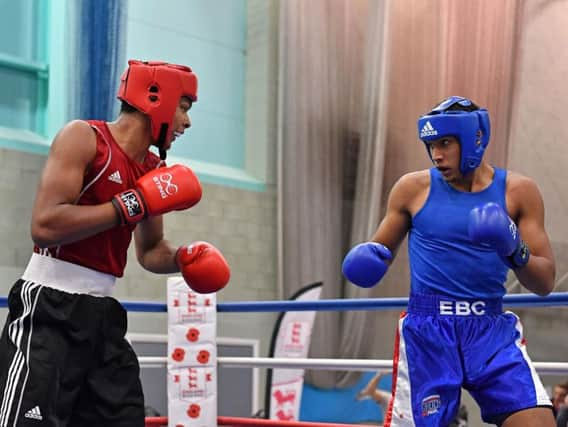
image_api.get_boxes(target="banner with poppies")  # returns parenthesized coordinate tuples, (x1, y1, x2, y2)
(167, 277, 217, 426)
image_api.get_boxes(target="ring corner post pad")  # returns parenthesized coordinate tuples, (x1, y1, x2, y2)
(166, 276, 218, 426)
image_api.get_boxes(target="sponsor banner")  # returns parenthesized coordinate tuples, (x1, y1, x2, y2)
(267, 283, 323, 420)
(168, 395, 217, 427)
(168, 367, 217, 401)
(168, 277, 217, 427)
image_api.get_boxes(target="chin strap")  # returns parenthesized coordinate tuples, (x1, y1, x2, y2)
(157, 124, 168, 160)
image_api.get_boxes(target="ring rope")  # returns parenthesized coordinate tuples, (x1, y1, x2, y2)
(3, 292, 565, 312)
(214, 292, 568, 312)
(145, 416, 367, 426)
(139, 356, 568, 375)
(119, 291, 568, 312)
(218, 416, 365, 426)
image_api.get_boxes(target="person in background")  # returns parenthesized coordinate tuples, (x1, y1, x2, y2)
(556, 394, 568, 427)
(552, 381, 568, 421)
(356, 370, 392, 413)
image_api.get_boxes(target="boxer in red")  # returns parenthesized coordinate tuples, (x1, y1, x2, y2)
(0, 60, 230, 426)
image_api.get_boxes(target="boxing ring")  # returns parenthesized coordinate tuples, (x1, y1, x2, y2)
(2, 292, 568, 426)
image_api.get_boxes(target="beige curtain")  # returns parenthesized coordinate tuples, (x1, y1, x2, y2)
(277, 0, 521, 389)
(277, 0, 372, 388)
(335, 0, 391, 386)
(278, 0, 366, 386)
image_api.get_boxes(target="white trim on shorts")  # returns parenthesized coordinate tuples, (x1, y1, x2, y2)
(0, 281, 42, 427)
(22, 253, 116, 297)
(386, 313, 415, 426)
(510, 311, 551, 406)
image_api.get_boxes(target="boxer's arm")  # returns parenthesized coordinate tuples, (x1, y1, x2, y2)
(342, 174, 416, 287)
(508, 175, 555, 295)
(31, 121, 118, 247)
(370, 173, 415, 254)
(135, 217, 231, 294)
(133, 215, 179, 274)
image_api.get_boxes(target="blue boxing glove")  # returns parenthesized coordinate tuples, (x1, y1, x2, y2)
(468, 202, 530, 268)
(342, 242, 393, 288)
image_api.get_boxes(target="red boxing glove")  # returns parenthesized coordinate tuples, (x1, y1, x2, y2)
(176, 242, 230, 294)
(112, 164, 202, 225)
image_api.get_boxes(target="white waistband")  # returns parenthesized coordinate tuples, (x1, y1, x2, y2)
(22, 253, 116, 297)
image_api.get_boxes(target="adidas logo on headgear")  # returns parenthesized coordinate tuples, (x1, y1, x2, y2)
(420, 121, 437, 138)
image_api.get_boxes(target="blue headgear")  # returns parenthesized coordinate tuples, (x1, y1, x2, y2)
(417, 96, 491, 175)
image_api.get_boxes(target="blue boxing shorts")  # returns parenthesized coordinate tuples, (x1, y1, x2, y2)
(384, 293, 551, 426)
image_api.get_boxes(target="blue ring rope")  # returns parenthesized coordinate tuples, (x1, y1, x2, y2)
(0, 292, 567, 313)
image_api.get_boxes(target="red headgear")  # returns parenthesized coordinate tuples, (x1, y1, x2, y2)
(117, 60, 198, 159)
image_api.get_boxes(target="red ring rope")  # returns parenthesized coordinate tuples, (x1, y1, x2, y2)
(145, 416, 362, 427)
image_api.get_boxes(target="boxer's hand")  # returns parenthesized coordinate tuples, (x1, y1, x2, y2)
(112, 165, 202, 225)
(468, 202, 530, 268)
(342, 242, 392, 288)
(176, 242, 230, 293)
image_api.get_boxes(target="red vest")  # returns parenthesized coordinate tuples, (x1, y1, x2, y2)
(34, 120, 162, 277)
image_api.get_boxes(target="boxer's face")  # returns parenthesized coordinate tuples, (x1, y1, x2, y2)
(161, 97, 192, 151)
(427, 136, 461, 181)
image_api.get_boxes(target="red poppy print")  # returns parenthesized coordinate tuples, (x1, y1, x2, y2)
(196, 350, 210, 364)
(186, 328, 200, 342)
(187, 403, 201, 418)
(171, 347, 185, 362)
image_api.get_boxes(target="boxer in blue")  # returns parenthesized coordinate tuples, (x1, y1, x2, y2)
(342, 96, 556, 426)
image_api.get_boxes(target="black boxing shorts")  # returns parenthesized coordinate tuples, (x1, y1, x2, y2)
(0, 277, 144, 426)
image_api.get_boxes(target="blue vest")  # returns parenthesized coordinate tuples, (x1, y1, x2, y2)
(408, 167, 509, 299)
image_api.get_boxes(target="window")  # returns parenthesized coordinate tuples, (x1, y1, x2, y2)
(0, 0, 48, 136)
